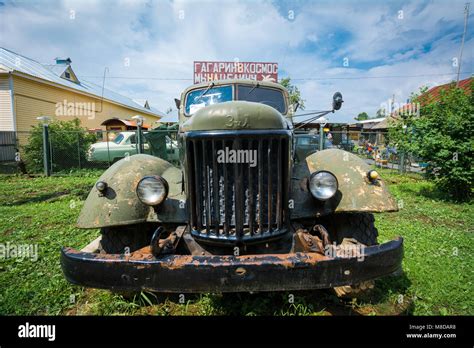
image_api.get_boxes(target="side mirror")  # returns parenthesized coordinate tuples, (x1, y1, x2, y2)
(174, 98, 181, 109)
(332, 92, 343, 111)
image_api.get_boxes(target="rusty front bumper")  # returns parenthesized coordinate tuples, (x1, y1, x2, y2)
(61, 237, 403, 293)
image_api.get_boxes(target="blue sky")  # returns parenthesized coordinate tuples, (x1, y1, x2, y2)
(0, 0, 472, 123)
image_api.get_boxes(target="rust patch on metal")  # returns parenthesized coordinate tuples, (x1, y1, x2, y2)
(163, 255, 197, 270)
(294, 229, 325, 253)
(147, 252, 330, 271)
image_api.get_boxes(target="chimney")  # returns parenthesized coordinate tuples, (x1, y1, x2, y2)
(55, 57, 72, 65)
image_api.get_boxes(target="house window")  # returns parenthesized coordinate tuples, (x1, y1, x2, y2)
(64, 72, 71, 79)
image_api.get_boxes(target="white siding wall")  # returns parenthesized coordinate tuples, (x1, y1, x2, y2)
(0, 75, 14, 131)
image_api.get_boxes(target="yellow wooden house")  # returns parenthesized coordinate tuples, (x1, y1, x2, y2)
(0, 47, 165, 146)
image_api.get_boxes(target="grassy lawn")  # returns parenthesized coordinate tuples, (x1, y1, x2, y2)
(0, 168, 472, 316)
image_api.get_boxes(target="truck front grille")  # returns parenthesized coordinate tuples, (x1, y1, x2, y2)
(186, 130, 290, 245)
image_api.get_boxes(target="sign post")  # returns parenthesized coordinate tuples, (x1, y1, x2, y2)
(132, 115, 144, 154)
(37, 116, 51, 177)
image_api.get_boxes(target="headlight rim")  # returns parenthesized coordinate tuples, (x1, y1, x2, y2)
(308, 170, 339, 201)
(136, 175, 169, 206)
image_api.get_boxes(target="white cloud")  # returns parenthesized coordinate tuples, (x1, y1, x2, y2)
(0, 0, 472, 123)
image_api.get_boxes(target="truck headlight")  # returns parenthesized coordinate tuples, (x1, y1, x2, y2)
(136, 176, 169, 206)
(308, 171, 338, 201)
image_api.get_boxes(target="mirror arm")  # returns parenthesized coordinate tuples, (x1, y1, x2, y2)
(294, 110, 333, 130)
(293, 109, 333, 118)
(294, 102, 300, 112)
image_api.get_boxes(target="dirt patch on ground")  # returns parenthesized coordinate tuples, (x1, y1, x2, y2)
(8, 190, 70, 206)
(64, 288, 98, 315)
(2, 228, 14, 236)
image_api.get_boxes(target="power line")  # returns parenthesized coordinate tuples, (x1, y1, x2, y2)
(292, 71, 473, 81)
(80, 76, 193, 81)
(78, 71, 473, 82)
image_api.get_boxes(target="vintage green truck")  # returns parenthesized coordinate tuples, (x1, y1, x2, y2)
(61, 79, 403, 297)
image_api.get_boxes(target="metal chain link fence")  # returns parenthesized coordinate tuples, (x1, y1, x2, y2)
(0, 129, 426, 175)
(0, 128, 180, 175)
(294, 130, 427, 173)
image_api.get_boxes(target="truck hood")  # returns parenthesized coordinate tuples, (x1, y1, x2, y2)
(181, 101, 288, 132)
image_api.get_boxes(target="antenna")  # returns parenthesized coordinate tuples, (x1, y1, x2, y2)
(97, 67, 109, 113)
(456, 3, 470, 87)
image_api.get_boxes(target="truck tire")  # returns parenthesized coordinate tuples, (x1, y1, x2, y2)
(329, 213, 378, 298)
(334, 278, 375, 298)
(332, 212, 378, 246)
(99, 223, 154, 254)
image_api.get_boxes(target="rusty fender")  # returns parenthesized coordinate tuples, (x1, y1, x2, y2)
(61, 238, 403, 293)
(290, 149, 399, 220)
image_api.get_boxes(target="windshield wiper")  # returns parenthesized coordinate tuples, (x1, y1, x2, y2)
(196, 82, 215, 102)
(247, 82, 260, 95)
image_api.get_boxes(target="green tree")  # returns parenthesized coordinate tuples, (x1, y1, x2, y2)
(389, 80, 473, 201)
(355, 112, 369, 121)
(23, 118, 97, 173)
(376, 108, 387, 118)
(280, 77, 305, 111)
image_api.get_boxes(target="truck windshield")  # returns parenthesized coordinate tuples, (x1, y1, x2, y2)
(237, 85, 286, 113)
(185, 85, 233, 115)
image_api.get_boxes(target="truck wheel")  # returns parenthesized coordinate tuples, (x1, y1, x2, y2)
(329, 213, 378, 298)
(334, 279, 375, 299)
(330, 212, 378, 246)
(99, 224, 154, 254)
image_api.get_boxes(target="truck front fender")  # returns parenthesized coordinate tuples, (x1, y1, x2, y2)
(77, 154, 187, 229)
(290, 149, 398, 219)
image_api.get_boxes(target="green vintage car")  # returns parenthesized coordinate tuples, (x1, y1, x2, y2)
(62, 79, 403, 297)
(87, 131, 179, 163)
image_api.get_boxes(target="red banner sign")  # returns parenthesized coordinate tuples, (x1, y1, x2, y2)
(194, 61, 278, 84)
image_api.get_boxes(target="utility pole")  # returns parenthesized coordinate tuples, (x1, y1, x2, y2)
(391, 94, 395, 116)
(319, 117, 327, 151)
(456, 3, 470, 87)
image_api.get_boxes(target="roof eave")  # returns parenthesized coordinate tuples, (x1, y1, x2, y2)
(11, 70, 162, 118)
